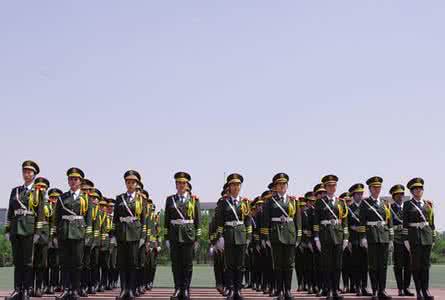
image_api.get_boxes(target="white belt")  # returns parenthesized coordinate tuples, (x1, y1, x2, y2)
(14, 209, 34, 216)
(62, 215, 83, 221)
(367, 221, 385, 226)
(393, 225, 403, 230)
(408, 222, 429, 228)
(271, 217, 293, 223)
(119, 216, 137, 223)
(321, 219, 339, 225)
(225, 221, 244, 226)
(303, 230, 312, 236)
(170, 219, 194, 225)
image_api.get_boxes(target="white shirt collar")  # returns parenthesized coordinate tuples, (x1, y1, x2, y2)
(127, 191, 136, 199)
(178, 192, 189, 199)
(71, 189, 80, 198)
(24, 182, 34, 191)
(412, 198, 424, 206)
(370, 196, 380, 205)
(327, 194, 335, 201)
(394, 201, 404, 209)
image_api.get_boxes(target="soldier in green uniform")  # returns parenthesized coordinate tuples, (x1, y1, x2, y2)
(45, 188, 63, 295)
(313, 175, 348, 300)
(358, 176, 393, 300)
(146, 209, 161, 291)
(295, 197, 306, 292)
(89, 187, 102, 295)
(214, 174, 252, 300)
(5, 160, 45, 300)
(389, 184, 414, 297)
(313, 183, 326, 297)
(79, 178, 95, 296)
(32, 177, 51, 297)
(98, 195, 112, 292)
(249, 197, 261, 292)
(107, 199, 118, 289)
(260, 187, 276, 297)
(347, 183, 371, 297)
(339, 192, 352, 294)
(135, 187, 150, 296)
(301, 192, 315, 294)
(114, 170, 146, 300)
(262, 173, 301, 300)
(403, 178, 435, 300)
(55, 167, 93, 300)
(213, 185, 228, 295)
(164, 171, 201, 300)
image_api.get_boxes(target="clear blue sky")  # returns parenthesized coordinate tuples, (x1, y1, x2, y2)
(1, 1, 444, 228)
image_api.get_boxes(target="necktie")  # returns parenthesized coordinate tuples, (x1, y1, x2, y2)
(181, 196, 184, 203)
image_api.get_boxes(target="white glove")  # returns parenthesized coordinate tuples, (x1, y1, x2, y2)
(348, 241, 352, 252)
(209, 246, 214, 256)
(139, 239, 146, 248)
(194, 241, 199, 252)
(261, 240, 266, 248)
(360, 238, 368, 249)
(53, 238, 58, 248)
(256, 245, 261, 253)
(404, 240, 410, 252)
(33, 234, 40, 244)
(315, 239, 321, 252)
(110, 237, 117, 245)
(342, 240, 349, 251)
(165, 240, 170, 249)
(266, 240, 272, 248)
(216, 237, 224, 251)
(389, 241, 394, 252)
(5, 233, 9, 241)
(157, 246, 161, 252)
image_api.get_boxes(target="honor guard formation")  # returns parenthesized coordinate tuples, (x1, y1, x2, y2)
(4, 161, 436, 300)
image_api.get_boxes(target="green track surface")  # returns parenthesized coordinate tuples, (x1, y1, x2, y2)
(1, 265, 445, 290)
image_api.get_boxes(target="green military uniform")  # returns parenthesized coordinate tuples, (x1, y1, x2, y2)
(114, 170, 146, 300)
(209, 205, 224, 293)
(402, 178, 435, 300)
(249, 197, 262, 293)
(339, 193, 353, 294)
(262, 173, 301, 300)
(347, 184, 371, 297)
(164, 172, 201, 300)
(358, 176, 393, 300)
(313, 175, 348, 300)
(5, 161, 45, 300)
(45, 188, 63, 295)
(295, 197, 306, 292)
(89, 189, 102, 294)
(389, 184, 413, 297)
(301, 192, 316, 294)
(98, 197, 112, 292)
(135, 188, 150, 296)
(260, 189, 276, 296)
(146, 209, 161, 290)
(214, 174, 252, 300)
(32, 178, 51, 297)
(108, 199, 118, 289)
(312, 183, 326, 296)
(55, 168, 93, 300)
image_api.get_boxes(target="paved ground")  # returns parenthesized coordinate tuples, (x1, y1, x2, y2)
(1, 288, 445, 299)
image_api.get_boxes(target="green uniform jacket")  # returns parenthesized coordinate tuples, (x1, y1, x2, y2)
(402, 199, 435, 246)
(262, 193, 301, 245)
(48, 202, 58, 248)
(90, 204, 101, 248)
(358, 197, 393, 244)
(56, 191, 93, 241)
(313, 197, 349, 246)
(35, 201, 52, 245)
(214, 196, 252, 246)
(113, 193, 146, 242)
(99, 210, 111, 251)
(6, 185, 45, 238)
(163, 193, 201, 244)
(390, 202, 404, 244)
(301, 205, 314, 245)
(347, 202, 362, 246)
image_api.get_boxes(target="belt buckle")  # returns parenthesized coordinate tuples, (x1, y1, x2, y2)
(420, 223, 426, 229)
(377, 221, 384, 228)
(330, 219, 336, 225)
(280, 215, 287, 223)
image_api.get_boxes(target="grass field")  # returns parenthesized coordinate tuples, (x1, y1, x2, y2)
(1, 264, 445, 291)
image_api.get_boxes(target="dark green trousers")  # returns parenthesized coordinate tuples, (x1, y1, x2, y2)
(225, 244, 246, 290)
(368, 243, 389, 292)
(170, 242, 194, 290)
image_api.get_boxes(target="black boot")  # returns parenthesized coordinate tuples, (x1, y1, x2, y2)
(127, 271, 135, 300)
(170, 288, 180, 300)
(273, 272, 284, 300)
(283, 271, 294, 300)
(225, 288, 234, 300)
(116, 271, 128, 300)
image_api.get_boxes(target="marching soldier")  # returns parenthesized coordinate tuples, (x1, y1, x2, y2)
(262, 173, 301, 300)
(79, 178, 95, 296)
(313, 175, 349, 300)
(359, 176, 393, 300)
(209, 204, 224, 294)
(107, 199, 118, 289)
(135, 188, 150, 296)
(114, 170, 146, 300)
(249, 197, 261, 292)
(389, 184, 414, 297)
(301, 192, 316, 294)
(45, 188, 63, 295)
(313, 183, 327, 297)
(403, 178, 435, 300)
(5, 161, 45, 300)
(164, 172, 201, 300)
(146, 209, 161, 291)
(294, 197, 306, 292)
(55, 168, 93, 300)
(32, 177, 51, 297)
(89, 187, 102, 295)
(261, 188, 276, 297)
(347, 183, 371, 297)
(98, 195, 112, 292)
(214, 174, 252, 300)
(339, 192, 353, 294)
